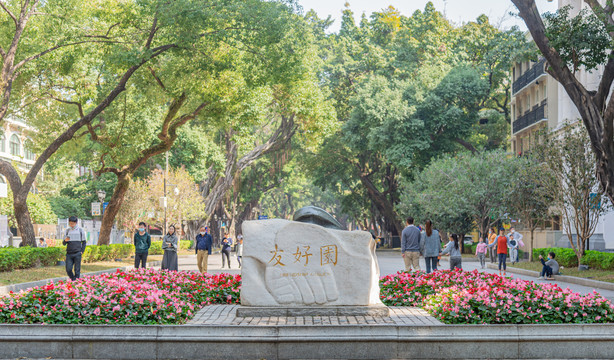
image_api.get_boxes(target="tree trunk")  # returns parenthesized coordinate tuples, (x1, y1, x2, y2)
(13, 191, 36, 247)
(529, 227, 535, 262)
(99, 173, 132, 245)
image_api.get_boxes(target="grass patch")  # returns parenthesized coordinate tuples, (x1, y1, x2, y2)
(511, 262, 614, 283)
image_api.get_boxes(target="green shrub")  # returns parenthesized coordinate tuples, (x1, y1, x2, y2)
(0, 247, 64, 272)
(580, 250, 614, 270)
(82, 244, 135, 263)
(179, 240, 193, 250)
(149, 241, 163, 255)
(532, 247, 578, 267)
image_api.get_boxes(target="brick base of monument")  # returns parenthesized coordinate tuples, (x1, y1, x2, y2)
(236, 304, 390, 317)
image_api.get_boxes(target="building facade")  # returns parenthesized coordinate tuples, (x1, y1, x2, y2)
(510, 0, 614, 251)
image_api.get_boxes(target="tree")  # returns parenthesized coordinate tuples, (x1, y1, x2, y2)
(2, 0, 224, 245)
(401, 151, 521, 242)
(0, 190, 55, 227)
(540, 124, 610, 267)
(512, 0, 614, 209)
(509, 157, 553, 260)
(116, 168, 205, 236)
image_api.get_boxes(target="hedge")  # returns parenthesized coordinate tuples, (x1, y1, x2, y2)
(0, 247, 64, 272)
(1, 240, 194, 272)
(532, 247, 614, 270)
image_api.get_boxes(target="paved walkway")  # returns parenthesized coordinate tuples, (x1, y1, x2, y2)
(187, 305, 443, 326)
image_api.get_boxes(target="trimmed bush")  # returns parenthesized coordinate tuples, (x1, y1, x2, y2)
(533, 247, 614, 270)
(0, 247, 65, 272)
(81, 244, 135, 263)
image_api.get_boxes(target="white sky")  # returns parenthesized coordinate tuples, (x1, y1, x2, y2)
(298, 0, 559, 32)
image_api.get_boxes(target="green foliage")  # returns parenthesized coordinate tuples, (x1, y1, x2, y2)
(48, 196, 86, 220)
(533, 247, 579, 268)
(0, 192, 57, 226)
(400, 151, 522, 236)
(533, 247, 614, 270)
(58, 173, 117, 219)
(0, 247, 65, 272)
(544, 6, 610, 72)
(81, 244, 134, 263)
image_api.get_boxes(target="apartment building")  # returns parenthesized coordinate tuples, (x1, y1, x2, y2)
(510, 0, 614, 251)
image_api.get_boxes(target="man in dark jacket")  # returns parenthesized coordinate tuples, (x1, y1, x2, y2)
(133, 222, 151, 269)
(62, 216, 87, 281)
(195, 226, 213, 274)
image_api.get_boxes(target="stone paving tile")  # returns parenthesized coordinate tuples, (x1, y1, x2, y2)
(186, 305, 443, 326)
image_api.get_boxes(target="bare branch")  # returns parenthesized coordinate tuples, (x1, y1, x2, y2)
(145, 17, 158, 49)
(0, 1, 17, 26)
(148, 66, 166, 90)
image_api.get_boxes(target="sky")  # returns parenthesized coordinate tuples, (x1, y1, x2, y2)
(297, 0, 559, 33)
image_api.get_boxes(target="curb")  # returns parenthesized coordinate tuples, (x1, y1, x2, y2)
(486, 263, 614, 291)
(0, 260, 162, 295)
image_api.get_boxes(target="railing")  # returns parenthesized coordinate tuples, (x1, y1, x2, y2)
(512, 58, 546, 94)
(513, 100, 547, 134)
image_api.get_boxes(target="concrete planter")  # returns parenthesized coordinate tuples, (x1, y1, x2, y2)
(0, 323, 612, 359)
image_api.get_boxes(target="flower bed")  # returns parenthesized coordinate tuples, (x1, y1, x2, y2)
(0, 269, 240, 324)
(380, 270, 614, 324)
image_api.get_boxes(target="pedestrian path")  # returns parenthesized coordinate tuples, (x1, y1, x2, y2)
(187, 304, 443, 326)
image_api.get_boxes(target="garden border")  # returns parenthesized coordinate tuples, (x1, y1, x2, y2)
(0, 260, 162, 295)
(486, 263, 614, 291)
(0, 322, 613, 359)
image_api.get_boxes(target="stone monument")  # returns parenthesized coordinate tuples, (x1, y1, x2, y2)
(238, 206, 387, 316)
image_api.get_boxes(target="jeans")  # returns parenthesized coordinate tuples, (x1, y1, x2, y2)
(222, 249, 231, 268)
(450, 257, 462, 270)
(135, 252, 148, 269)
(66, 252, 82, 281)
(237, 256, 242, 268)
(541, 265, 553, 277)
(425, 256, 438, 273)
(477, 253, 486, 268)
(498, 253, 507, 271)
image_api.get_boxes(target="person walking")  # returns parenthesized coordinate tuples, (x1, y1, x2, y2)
(496, 228, 510, 276)
(62, 216, 87, 281)
(401, 217, 421, 271)
(221, 232, 232, 269)
(161, 225, 179, 271)
(487, 228, 497, 263)
(507, 227, 523, 264)
(420, 220, 440, 274)
(195, 226, 213, 274)
(236, 235, 244, 268)
(441, 234, 462, 270)
(475, 237, 488, 269)
(133, 222, 151, 269)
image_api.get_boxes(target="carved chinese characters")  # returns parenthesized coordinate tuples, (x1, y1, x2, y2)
(241, 219, 382, 307)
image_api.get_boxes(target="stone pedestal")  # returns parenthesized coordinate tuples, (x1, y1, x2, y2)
(236, 305, 390, 317)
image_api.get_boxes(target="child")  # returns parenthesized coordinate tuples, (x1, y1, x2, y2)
(475, 237, 488, 269)
(538, 252, 559, 280)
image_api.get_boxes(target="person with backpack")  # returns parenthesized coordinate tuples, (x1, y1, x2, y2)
(420, 220, 441, 273)
(62, 216, 87, 281)
(441, 234, 462, 270)
(133, 222, 151, 269)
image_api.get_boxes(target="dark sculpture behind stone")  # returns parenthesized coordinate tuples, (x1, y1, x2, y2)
(292, 206, 343, 230)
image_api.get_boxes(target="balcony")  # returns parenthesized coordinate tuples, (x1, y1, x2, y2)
(512, 58, 546, 94)
(513, 100, 547, 134)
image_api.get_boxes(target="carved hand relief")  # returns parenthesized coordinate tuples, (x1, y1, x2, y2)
(241, 219, 382, 307)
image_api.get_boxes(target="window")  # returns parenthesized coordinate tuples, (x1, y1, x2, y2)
(9, 134, 20, 156)
(24, 147, 35, 161)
